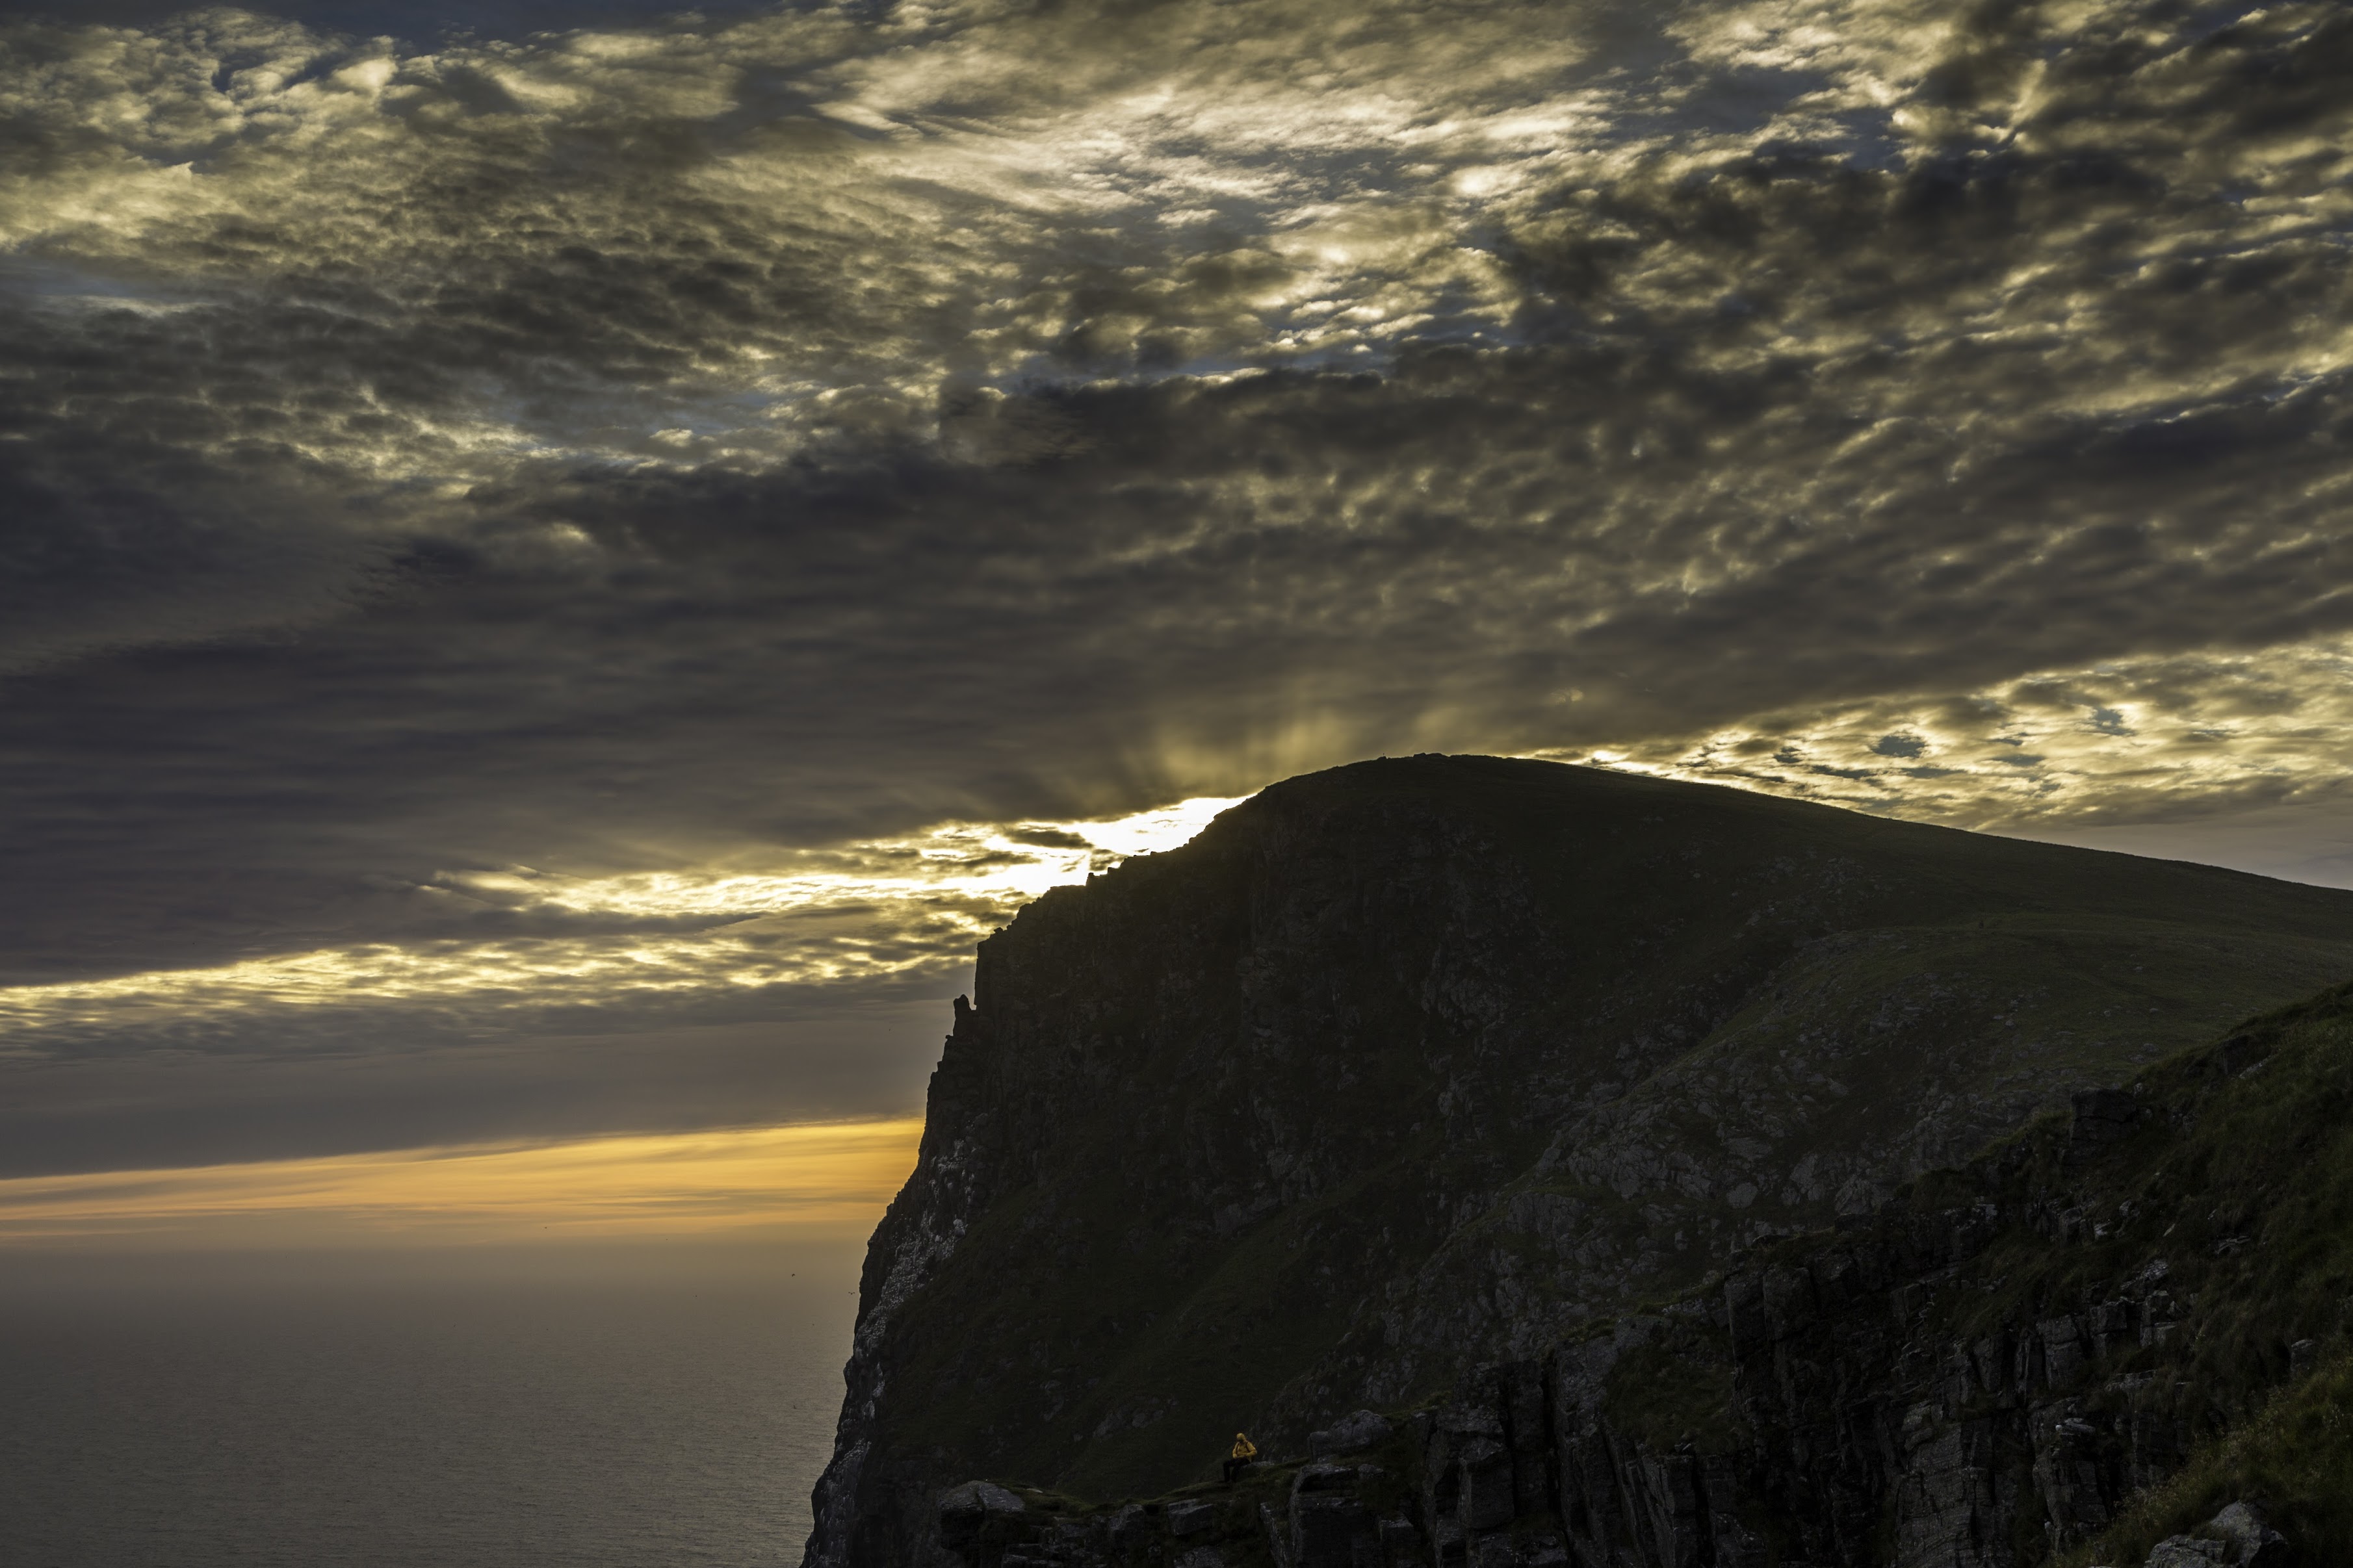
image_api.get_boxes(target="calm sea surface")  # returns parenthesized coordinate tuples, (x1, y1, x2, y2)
(0, 1250, 861, 1568)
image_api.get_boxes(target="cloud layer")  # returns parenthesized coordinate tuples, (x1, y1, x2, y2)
(4, 0, 2350, 1176)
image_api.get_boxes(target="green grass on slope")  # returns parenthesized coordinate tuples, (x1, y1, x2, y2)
(2042, 985, 2353, 1566)
(1384, 914, 2353, 1379)
(2067, 1352, 2353, 1568)
(1695, 915, 2353, 1176)
(1826, 979, 2353, 1566)
(1561, 979, 2353, 1564)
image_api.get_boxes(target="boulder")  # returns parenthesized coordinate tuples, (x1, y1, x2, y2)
(938, 1482, 1028, 1548)
(1376, 1517, 1422, 1559)
(2207, 1502, 2288, 1566)
(1167, 1499, 1220, 1538)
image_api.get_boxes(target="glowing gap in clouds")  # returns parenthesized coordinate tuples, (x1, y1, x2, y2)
(0, 1118, 924, 1247)
(0, 796, 1250, 1046)
(479, 791, 1255, 916)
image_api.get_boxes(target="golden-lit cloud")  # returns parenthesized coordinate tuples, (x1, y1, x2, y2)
(0, 0, 1596, 493)
(0, 797, 1245, 1053)
(474, 791, 1249, 916)
(5, 0, 2346, 798)
(1547, 637, 2353, 830)
(0, 1116, 924, 1246)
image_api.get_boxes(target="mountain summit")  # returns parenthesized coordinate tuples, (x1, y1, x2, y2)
(804, 756, 2353, 1567)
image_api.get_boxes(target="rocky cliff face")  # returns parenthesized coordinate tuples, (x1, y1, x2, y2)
(913, 981, 2353, 1567)
(803, 756, 2353, 1568)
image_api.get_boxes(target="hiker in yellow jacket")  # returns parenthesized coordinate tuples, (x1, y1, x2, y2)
(1221, 1432, 1258, 1483)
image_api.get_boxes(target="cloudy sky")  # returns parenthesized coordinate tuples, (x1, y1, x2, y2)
(3, 0, 2350, 1246)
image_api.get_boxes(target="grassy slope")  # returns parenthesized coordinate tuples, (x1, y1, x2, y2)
(1596, 981, 2353, 1563)
(2069, 1352, 2353, 1568)
(1418, 916, 2353, 1341)
(2040, 986, 2353, 1565)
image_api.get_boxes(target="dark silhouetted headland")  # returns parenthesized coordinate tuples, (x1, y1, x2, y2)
(805, 756, 2353, 1568)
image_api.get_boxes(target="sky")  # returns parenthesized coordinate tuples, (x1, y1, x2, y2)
(2, 0, 2350, 1249)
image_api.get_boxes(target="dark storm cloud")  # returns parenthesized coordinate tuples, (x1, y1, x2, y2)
(3, 0, 2351, 1168)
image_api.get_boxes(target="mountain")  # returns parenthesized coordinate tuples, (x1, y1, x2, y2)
(802, 756, 2353, 1568)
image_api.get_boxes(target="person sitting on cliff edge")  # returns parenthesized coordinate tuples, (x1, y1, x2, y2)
(1221, 1432, 1258, 1483)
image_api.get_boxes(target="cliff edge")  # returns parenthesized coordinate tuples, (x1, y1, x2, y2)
(803, 756, 2353, 1567)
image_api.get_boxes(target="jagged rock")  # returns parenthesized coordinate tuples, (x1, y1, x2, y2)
(1455, 1438, 1514, 1532)
(931, 1205, 2313, 1568)
(1106, 1504, 1150, 1549)
(1294, 1464, 1361, 1493)
(937, 1482, 1027, 1549)
(1290, 1490, 1376, 1568)
(1308, 1411, 1392, 1458)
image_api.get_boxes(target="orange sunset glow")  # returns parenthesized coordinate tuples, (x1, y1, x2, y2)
(0, 1118, 925, 1248)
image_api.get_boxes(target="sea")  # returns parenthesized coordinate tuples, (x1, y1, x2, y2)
(0, 1244, 864, 1568)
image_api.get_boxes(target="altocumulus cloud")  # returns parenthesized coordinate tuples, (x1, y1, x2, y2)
(2, 0, 2351, 1175)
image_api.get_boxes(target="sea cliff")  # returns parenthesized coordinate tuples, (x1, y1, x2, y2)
(803, 756, 2353, 1568)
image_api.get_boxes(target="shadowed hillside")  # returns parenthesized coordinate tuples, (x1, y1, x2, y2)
(908, 976, 2353, 1568)
(805, 756, 2353, 1568)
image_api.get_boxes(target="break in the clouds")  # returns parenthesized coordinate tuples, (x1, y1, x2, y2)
(3, 0, 2350, 1183)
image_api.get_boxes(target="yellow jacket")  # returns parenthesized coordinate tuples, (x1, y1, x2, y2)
(1230, 1434, 1257, 1460)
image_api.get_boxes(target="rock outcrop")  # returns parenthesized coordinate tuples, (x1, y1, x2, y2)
(804, 756, 2353, 1568)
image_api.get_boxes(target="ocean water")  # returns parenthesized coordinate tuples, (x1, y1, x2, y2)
(0, 1248, 862, 1568)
